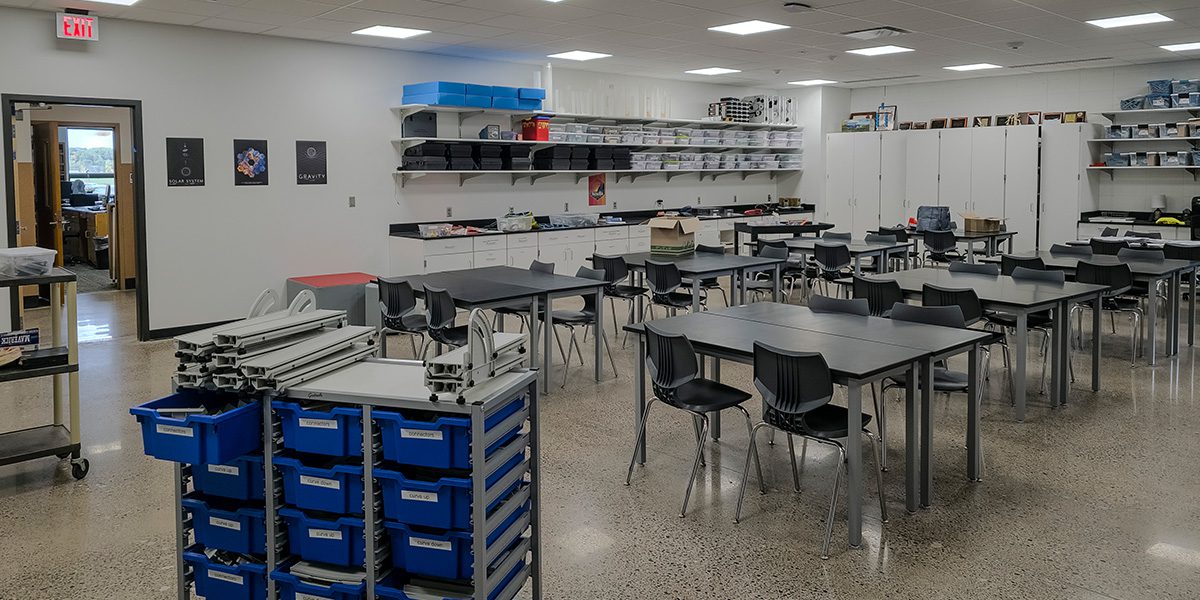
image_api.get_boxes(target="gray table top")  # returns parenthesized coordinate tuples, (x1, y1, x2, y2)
(784, 238, 912, 254)
(400, 266, 604, 306)
(0, 267, 76, 288)
(734, 221, 835, 234)
(904, 230, 1017, 240)
(615, 252, 785, 276)
(851, 268, 1108, 309)
(981, 252, 1195, 277)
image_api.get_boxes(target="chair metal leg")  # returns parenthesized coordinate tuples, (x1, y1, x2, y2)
(1039, 331, 1050, 395)
(408, 333, 419, 357)
(734, 422, 768, 524)
(561, 327, 574, 389)
(821, 446, 846, 559)
(625, 398, 658, 484)
(553, 326, 568, 364)
(602, 329, 619, 378)
(732, 405, 763, 488)
(691, 414, 706, 467)
(680, 415, 710, 518)
(571, 328, 585, 366)
(870, 383, 886, 472)
(786, 434, 801, 492)
(865, 431, 888, 523)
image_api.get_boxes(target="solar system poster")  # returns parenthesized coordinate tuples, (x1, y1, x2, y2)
(165, 138, 205, 187)
(296, 141, 327, 185)
(234, 139, 269, 186)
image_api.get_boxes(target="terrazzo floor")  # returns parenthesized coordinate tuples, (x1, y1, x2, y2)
(2, 290, 1199, 599)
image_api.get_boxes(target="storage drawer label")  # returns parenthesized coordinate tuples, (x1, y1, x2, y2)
(410, 537, 453, 552)
(296, 593, 329, 600)
(401, 490, 439, 503)
(156, 424, 194, 437)
(207, 464, 239, 476)
(298, 418, 338, 430)
(400, 428, 444, 441)
(309, 528, 343, 541)
(209, 517, 242, 531)
(300, 475, 341, 490)
(208, 571, 244, 586)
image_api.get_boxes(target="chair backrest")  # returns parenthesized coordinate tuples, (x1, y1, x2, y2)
(807, 294, 870, 316)
(696, 244, 725, 255)
(851, 276, 904, 317)
(757, 239, 787, 256)
(754, 343, 835, 426)
(1123, 230, 1163, 239)
(1100, 227, 1119, 237)
(813, 242, 851, 271)
(890, 303, 967, 329)
(1117, 247, 1165, 262)
(1075, 261, 1133, 296)
(591, 254, 629, 285)
(575, 266, 606, 313)
(530, 260, 555, 274)
(822, 231, 852, 241)
(1000, 255, 1045, 276)
(758, 245, 789, 260)
(949, 262, 1000, 276)
(377, 277, 418, 319)
(921, 283, 983, 325)
(1163, 243, 1200, 262)
(864, 233, 896, 245)
(924, 230, 958, 253)
(1011, 266, 1065, 284)
(644, 260, 683, 296)
(644, 323, 698, 399)
(1049, 243, 1092, 256)
(1090, 238, 1128, 256)
(878, 226, 909, 243)
(423, 286, 457, 330)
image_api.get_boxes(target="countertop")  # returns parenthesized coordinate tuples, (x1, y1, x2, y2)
(1079, 210, 1190, 228)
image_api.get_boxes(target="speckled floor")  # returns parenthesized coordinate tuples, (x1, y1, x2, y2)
(2, 290, 1199, 599)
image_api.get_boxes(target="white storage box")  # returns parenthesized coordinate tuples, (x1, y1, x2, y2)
(0, 246, 57, 277)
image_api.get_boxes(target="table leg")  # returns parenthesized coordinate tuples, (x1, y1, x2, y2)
(1014, 312, 1028, 422)
(1169, 272, 1181, 356)
(967, 345, 981, 481)
(846, 381, 863, 548)
(594, 288, 604, 381)
(1147, 278, 1159, 365)
(1092, 293, 1102, 392)
(1050, 303, 1063, 408)
(528, 297, 538, 373)
(735, 231, 741, 255)
(967, 240, 977, 264)
(635, 270, 645, 323)
(772, 265, 781, 302)
(52, 282, 63, 427)
(905, 362, 918, 513)
(879, 250, 889, 274)
(854, 255, 863, 276)
(710, 356, 721, 441)
(920, 358, 934, 507)
(1190, 267, 1196, 346)
(692, 277, 702, 313)
(635, 334, 646, 464)
(1060, 300, 1070, 403)
(542, 293, 553, 388)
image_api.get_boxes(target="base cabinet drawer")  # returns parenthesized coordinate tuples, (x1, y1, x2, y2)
(507, 246, 539, 268)
(425, 252, 473, 273)
(473, 236, 506, 252)
(595, 239, 630, 256)
(630, 237, 650, 252)
(507, 233, 537, 249)
(424, 237, 473, 256)
(474, 249, 506, 268)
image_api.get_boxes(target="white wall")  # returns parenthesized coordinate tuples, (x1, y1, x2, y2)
(0, 6, 812, 333)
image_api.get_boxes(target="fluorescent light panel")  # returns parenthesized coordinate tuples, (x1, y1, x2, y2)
(86, 0, 139, 4)
(847, 45, 914, 56)
(548, 50, 612, 61)
(352, 25, 430, 39)
(1162, 42, 1200, 52)
(709, 20, 790, 35)
(944, 63, 1002, 71)
(1086, 12, 1172, 28)
(685, 67, 741, 75)
(788, 79, 837, 86)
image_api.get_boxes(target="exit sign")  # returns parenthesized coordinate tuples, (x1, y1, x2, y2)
(56, 13, 98, 41)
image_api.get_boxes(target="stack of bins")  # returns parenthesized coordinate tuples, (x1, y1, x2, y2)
(130, 391, 268, 600)
(269, 400, 371, 600)
(373, 393, 532, 599)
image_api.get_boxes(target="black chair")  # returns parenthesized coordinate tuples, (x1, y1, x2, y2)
(1117, 247, 1167, 325)
(735, 342, 887, 559)
(822, 231, 852, 241)
(880, 226, 919, 267)
(948, 262, 1000, 276)
(745, 245, 799, 301)
(422, 286, 469, 359)
(862, 233, 899, 273)
(1123, 230, 1163, 239)
(644, 260, 704, 319)
(1090, 238, 1128, 256)
(592, 254, 648, 344)
(376, 277, 428, 358)
(851, 276, 904, 317)
(1000, 255, 1046, 276)
(1118, 247, 1165, 262)
(1070, 261, 1142, 364)
(1049, 243, 1092, 257)
(807, 294, 869, 316)
(491, 260, 555, 332)
(810, 242, 852, 297)
(626, 324, 755, 517)
(1099, 227, 1119, 237)
(1008, 266, 1072, 393)
(923, 230, 963, 265)
(682, 244, 728, 307)
(922, 284, 985, 326)
(543, 267, 619, 387)
(1163, 243, 1200, 292)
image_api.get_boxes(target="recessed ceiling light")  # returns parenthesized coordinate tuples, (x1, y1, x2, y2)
(709, 20, 790, 35)
(788, 79, 837, 86)
(352, 25, 430, 39)
(944, 63, 1002, 71)
(548, 50, 612, 61)
(847, 45, 914, 56)
(86, 0, 139, 4)
(1161, 42, 1200, 52)
(1086, 12, 1172, 29)
(685, 67, 741, 76)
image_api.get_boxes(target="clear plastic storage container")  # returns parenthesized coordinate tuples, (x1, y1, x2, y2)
(0, 246, 57, 277)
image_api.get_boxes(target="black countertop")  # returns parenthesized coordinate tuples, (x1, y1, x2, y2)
(1078, 210, 1190, 227)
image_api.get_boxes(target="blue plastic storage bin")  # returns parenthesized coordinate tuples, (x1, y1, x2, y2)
(183, 545, 268, 600)
(492, 86, 519, 98)
(274, 456, 364, 515)
(273, 401, 363, 457)
(272, 566, 366, 600)
(278, 508, 366, 567)
(1172, 92, 1200, 108)
(192, 454, 265, 502)
(464, 84, 493, 97)
(375, 557, 526, 600)
(1120, 96, 1146, 111)
(404, 93, 468, 108)
(383, 497, 529, 581)
(1149, 79, 1173, 94)
(375, 453, 525, 529)
(131, 393, 262, 464)
(464, 95, 492, 108)
(403, 81, 467, 96)
(491, 97, 521, 110)
(1146, 93, 1171, 109)
(517, 99, 543, 111)
(518, 87, 546, 100)
(375, 396, 525, 470)
(181, 497, 267, 555)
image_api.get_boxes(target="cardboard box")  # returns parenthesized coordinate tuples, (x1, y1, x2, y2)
(649, 216, 700, 255)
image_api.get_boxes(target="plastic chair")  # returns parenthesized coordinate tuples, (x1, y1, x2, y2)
(922, 284, 984, 326)
(683, 244, 728, 307)
(492, 260, 555, 332)
(644, 260, 703, 319)
(1117, 247, 1168, 326)
(1070, 262, 1141, 364)
(1049, 244, 1092, 257)
(543, 267, 619, 387)
(745, 245, 799, 301)
(626, 324, 754, 518)
(593, 254, 648, 344)
(948, 262, 1000, 276)
(1000, 255, 1046, 276)
(822, 231, 852, 241)
(1163, 243, 1200, 290)
(1099, 227, 1119, 237)
(734, 342, 887, 559)
(1090, 238, 1128, 256)
(1117, 248, 1165, 262)
(422, 286, 469, 360)
(923, 230, 963, 265)
(880, 226, 918, 267)
(996, 267, 1071, 394)
(862, 233, 900, 272)
(810, 242, 852, 297)
(852, 276, 904, 317)
(807, 294, 869, 316)
(1123, 230, 1163, 239)
(376, 277, 427, 358)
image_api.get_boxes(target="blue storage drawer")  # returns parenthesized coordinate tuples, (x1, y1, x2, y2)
(517, 99, 543, 111)
(274, 456, 364, 515)
(374, 396, 525, 470)
(193, 455, 265, 502)
(384, 494, 530, 581)
(492, 86, 519, 98)
(278, 508, 366, 567)
(375, 557, 526, 600)
(375, 453, 525, 529)
(130, 392, 262, 464)
(182, 497, 267, 555)
(464, 84, 493, 97)
(183, 545, 267, 600)
(403, 81, 467, 96)
(273, 401, 363, 457)
(464, 95, 492, 108)
(518, 87, 546, 100)
(491, 97, 520, 110)
(404, 93, 467, 107)
(272, 566, 366, 600)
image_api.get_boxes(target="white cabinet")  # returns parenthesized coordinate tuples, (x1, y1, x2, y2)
(696, 220, 721, 247)
(879, 131, 908, 226)
(851, 133, 882, 232)
(824, 132, 882, 232)
(905, 131, 941, 209)
(1002, 126, 1040, 252)
(970, 127, 1006, 215)
(539, 229, 596, 275)
(507, 245, 539, 268)
(473, 249, 507, 268)
(938, 129, 973, 218)
(425, 252, 474, 273)
(1041, 124, 1102, 249)
(595, 239, 630, 256)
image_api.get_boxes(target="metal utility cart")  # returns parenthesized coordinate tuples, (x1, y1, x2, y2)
(0, 268, 87, 480)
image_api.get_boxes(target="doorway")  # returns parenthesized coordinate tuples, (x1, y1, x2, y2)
(4, 95, 149, 341)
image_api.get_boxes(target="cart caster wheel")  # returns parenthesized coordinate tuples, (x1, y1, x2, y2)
(71, 459, 90, 480)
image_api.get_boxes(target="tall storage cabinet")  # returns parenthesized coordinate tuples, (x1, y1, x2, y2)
(879, 132, 909, 227)
(938, 129, 973, 217)
(1003, 126, 1041, 252)
(824, 132, 882, 233)
(904, 131, 940, 210)
(1040, 123, 1102, 247)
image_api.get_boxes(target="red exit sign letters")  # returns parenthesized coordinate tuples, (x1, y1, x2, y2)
(56, 13, 99, 41)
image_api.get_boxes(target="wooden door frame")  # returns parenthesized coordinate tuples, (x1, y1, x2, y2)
(3, 94, 150, 341)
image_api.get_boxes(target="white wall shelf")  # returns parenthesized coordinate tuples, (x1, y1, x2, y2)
(394, 168, 800, 187)
(1087, 165, 1200, 180)
(1099, 107, 1200, 121)
(392, 104, 799, 130)
(393, 137, 801, 153)
(1088, 137, 1200, 144)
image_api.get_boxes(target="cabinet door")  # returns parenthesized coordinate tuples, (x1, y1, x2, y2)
(1039, 125, 1084, 248)
(507, 245, 539, 268)
(426, 252, 473, 273)
(538, 244, 572, 275)
(905, 131, 940, 211)
(1002, 126, 1040, 252)
(970, 127, 1006, 216)
(851, 133, 882, 233)
(879, 132, 908, 227)
(474, 249, 507, 269)
(824, 133, 855, 229)
(938, 129, 973, 219)
(565, 241, 596, 275)
(595, 239, 630, 257)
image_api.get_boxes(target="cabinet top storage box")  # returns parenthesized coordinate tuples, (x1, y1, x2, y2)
(0, 246, 57, 278)
(404, 81, 467, 96)
(649, 216, 700, 255)
(518, 87, 546, 100)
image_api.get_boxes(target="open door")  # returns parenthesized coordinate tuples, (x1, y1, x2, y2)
(30, 122, 64, 267)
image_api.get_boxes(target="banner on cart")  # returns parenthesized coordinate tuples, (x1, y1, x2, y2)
(0, 328, 39, 351)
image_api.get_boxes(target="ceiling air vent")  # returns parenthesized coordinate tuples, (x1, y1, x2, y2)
(1009, 57, 1113, 68)
(841, 75, 920, 84)
(842, 26, 910, 40)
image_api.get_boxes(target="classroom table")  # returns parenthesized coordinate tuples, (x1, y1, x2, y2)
(612, 252, 787, 313)
(783, 237, 913, 277)
(982, 251, 1197, 364)
(848, 269, 1108, 421)
(624, 303, 990, 549)
(902, 230, 1017, 264)
(733, 221, 834, 255)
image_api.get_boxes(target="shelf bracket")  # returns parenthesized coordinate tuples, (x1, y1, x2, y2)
(458, 173, 487, 187)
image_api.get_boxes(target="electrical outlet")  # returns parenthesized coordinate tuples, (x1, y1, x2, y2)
(612, 201, 618, 210)
(697, 196, 701, 205)
(564, 202, 569, 212)
(446, 207, 453, 218)
(348, 196, 356, 208)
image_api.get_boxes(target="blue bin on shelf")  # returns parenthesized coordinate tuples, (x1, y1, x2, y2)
(518, 87, 546, 100)
(273, 401, 363, 457)
(374, 395, 525, 470)
(403, 81, 467, 96)
(375, 557, 527, 600)
(278, 508, 366, 567)
(274, 456, 364, 515)
(183, 545, 267, 600)
(517, 99, 543, 111)
(492, 86, 519, 98)
(192, 454, 266, 502)
(383, 495, 530, 581)
(464, 84, 493, 97)
(491, 97, 521, 110)
(375, 452, 525, 529)
(130, 392, 262, 464)
(403, 93, 467, 108)
(181, 497, 267, 555)
(271, 565, 366, 600)
(1149, 79, 1173, 94)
